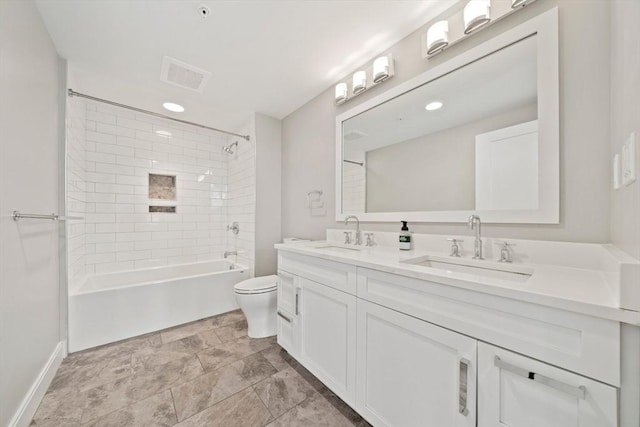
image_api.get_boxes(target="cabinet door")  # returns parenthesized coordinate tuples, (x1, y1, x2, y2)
(276, 271, 300, 357)
(299, 278, 357, 406)
(478, 342, 617, 427)
(356, 299, 477, 427)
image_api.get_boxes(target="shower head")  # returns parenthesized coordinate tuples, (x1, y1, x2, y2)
(223, 141, 239, 155)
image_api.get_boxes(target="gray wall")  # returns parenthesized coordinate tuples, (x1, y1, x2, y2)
(0, 0, 62, 425)
(282, 0, 611, 243)
(254, 113, 282, 275)
(366, 103, 536, 212)
(610, 0, 640, 261)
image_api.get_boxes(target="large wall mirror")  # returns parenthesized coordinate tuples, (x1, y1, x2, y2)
(336, 8, 558, 223)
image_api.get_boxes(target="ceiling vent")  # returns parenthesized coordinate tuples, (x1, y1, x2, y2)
(160, 56, 211, 93)
(344, 130, 368, 141)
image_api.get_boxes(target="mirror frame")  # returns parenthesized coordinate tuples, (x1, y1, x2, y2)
(335, 8, 559, 224)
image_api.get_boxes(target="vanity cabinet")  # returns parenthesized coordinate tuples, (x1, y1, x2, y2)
(478, 343, 617, 427)
(356, 299, 476, 427)
(276, 250, 621, 427)
(277, 252, 358, 406)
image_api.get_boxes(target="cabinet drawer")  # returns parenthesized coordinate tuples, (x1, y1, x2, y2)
(478, 343, 617, 427)
(276, 309, 299, 359)
(279, 252, 356, 295)
(277, 270, 299, 315)
(357, 267, 620, 386)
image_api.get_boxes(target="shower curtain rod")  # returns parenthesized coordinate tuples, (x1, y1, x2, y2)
(67, 89, 250, 141)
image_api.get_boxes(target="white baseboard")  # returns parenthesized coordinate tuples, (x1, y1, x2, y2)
(8, 341, 66, 427)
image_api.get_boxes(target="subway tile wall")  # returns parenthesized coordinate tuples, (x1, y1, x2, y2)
(227, 130, 256, 274)
(66, 97, 87, 286)
(342, 155, 366, 213)
(66, 98, 256, 293)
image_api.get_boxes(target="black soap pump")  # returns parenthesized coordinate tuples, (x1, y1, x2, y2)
(399, 221, 411, 250)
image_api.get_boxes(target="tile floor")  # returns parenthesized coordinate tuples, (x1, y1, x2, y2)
(31, 310, 371, 427)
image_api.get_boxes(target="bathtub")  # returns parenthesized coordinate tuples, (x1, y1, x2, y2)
(68, 260, 250, 352)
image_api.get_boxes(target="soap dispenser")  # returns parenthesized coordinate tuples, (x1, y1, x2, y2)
(399, 221, 412, 250)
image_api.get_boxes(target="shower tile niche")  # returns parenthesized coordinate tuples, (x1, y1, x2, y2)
(148, 173, 177, 212)
(149, 173, 176, 200)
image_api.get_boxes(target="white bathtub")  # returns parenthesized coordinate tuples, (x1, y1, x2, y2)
(68, 260, 250, 352)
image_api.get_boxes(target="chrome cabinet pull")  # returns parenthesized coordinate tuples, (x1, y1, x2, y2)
(295, 289, 300, 315)
(494, 356, 586, 400)
(277, 311, 292, 323)
(459, 358, 470, 416)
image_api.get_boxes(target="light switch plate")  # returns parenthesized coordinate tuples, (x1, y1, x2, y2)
(622, 132, 637, 186)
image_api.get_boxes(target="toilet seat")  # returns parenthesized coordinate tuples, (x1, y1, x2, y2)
(234, 275, 277, 295)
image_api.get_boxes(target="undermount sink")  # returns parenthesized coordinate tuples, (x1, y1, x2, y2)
(314, 244, 363, 253)
(402, 255, 533, 283)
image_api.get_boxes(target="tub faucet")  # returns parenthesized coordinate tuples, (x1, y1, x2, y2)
(468, 215, 483, 260)
(224, 251, 238, 259)
(344, 215, 361, 245)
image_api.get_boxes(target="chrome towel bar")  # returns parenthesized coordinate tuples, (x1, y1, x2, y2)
(11, 210, 84, 222)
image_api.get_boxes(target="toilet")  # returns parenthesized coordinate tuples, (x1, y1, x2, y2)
(233, 275, 278, 338)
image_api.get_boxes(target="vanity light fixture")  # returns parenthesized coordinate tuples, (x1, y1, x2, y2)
(335, 83, 348, 105)
(334, 54, 394, 106)
(372, 56, 391, 83)
(426, 21, 449, 55)
(423, 0, 537, 58)
(162, 102, 184, 113)
(425, 101, 443, 111)
(352, 71, 367, 95)
(464, 0, 491, 34)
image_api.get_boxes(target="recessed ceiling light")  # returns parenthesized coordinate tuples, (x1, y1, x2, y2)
(163, 102, 184, 113)
(155, 130, 173, 138)
(425, 101, 443, 111)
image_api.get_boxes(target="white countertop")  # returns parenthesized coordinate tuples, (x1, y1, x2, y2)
(275, 239, 640, 325)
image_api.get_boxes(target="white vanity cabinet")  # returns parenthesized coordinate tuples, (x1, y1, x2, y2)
(276, 249, 622, 427)
(478, 343, 617, 427)
(356, 299, 476, 427)
(277, 252, 358, 406)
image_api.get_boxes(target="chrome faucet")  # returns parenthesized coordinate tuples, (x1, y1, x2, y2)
(344, 215, 361, 245)
(468, 215, 483, 260)
(223, 251, 238, 259)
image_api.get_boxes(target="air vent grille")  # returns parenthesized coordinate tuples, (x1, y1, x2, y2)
(344, 130, 368, 141)
(160, 56, 211, 93)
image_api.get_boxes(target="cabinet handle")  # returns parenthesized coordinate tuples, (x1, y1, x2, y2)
(277, 311, 292, 323)
(494, 356, 586, 400)
(295, 289, 300, 315)
(459, 358, 470, 416)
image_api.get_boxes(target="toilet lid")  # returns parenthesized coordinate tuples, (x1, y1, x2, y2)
(234, 275, 278, 294)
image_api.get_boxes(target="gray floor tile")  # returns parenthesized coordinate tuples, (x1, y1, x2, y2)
(170, 364, 253, 422)
(31, 310, 368, 427)
(196, 336, 275, 372)
(80, 355, 202, 423)
(214, 319, 249, 343)
(266, 392, 355, 427)
(175, 387, 271, 427)
(85, 389, 177, 427)
(253, 366, 316, 419)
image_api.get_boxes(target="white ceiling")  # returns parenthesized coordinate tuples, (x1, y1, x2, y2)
(35, 0, 458, 132)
